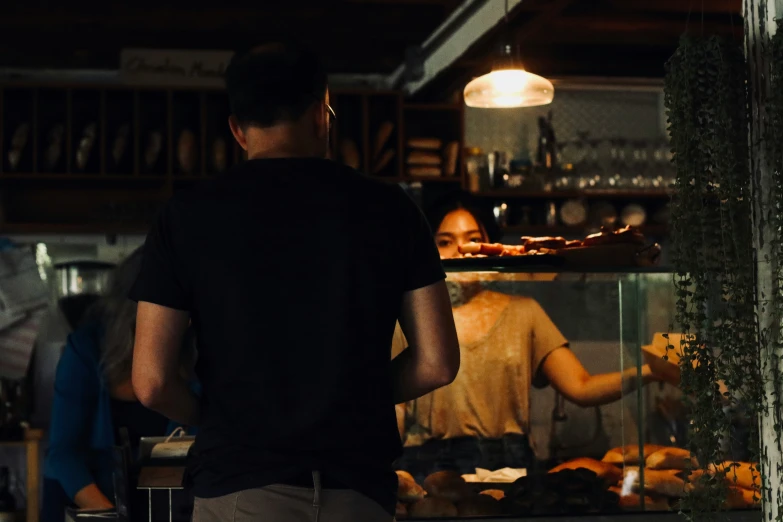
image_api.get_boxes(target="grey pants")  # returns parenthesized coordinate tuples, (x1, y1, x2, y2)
(192, 472, 393, 522)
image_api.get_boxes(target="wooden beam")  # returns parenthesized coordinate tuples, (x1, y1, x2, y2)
(542, 15, 739, 45)
(609, 0, 740, 14)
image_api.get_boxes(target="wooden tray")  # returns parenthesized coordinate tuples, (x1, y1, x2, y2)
(557, 243, 661, 268)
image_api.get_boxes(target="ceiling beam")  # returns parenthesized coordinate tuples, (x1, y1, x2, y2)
(541, 16, 738, 45)
(608, 0, 740, 14)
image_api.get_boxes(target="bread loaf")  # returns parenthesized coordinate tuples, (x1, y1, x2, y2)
(602, 444, 666, 465)
(409, 497, 458, 518)
(423, 471, 468, 503)
(372, 149, 395, 174)
(709, 461, 760, 491)
(396, 470, 426, 502)
(407, 137, 442, 150)
(373, 121, 394, 159)
(407, 151, 442, 166)
(548, 457, 622, 484)
(646, 447, 698, 470)
(408, 166, 442, 178)
(444, 141, 459, 176)
(725, 486, 760, 509)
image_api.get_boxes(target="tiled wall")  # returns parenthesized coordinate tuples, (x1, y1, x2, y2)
(464, 87, 665, 157)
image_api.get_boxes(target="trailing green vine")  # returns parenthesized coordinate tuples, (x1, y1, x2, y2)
(665, 34, 762, 518)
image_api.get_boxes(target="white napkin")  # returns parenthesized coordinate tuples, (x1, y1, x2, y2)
(462, 467, 527, 483)
(0, 248, 48, 318)
(0, 308, 45, 379)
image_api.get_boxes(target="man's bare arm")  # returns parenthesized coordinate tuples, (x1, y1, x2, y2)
(132, 302, 200, 426)
(391, 280, 460, 403)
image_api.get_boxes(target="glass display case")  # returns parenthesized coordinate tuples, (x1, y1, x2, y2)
(394, 261, 759, 520)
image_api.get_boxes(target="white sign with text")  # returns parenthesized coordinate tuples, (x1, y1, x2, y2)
(120, 48, 234, 87)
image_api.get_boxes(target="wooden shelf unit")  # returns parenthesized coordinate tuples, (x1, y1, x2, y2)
(0, 84, 467, 233)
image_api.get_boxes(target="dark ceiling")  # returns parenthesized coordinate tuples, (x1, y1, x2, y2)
(0, 0, 742, 94)
(0, 0, 464, 73)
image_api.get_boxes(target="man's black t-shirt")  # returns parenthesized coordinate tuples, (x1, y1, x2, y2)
(129, 158, 445, 515)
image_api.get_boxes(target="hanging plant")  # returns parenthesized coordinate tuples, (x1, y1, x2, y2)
(665, 33, 762, 518)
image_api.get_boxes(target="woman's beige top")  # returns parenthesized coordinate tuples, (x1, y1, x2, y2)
(392, 293, 567, 445)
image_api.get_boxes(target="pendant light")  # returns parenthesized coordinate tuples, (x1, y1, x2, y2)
(463, 0, 554, 109)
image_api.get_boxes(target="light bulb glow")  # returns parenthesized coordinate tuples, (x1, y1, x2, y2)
(464, 68, 554, 108)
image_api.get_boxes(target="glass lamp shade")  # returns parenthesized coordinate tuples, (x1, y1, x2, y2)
(464, 68, 554, 109)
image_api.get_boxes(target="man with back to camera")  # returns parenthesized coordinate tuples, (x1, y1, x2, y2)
(128, 43, 460, 521)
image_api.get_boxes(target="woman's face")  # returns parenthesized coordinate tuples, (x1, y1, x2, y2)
(435, 208, 486, 259)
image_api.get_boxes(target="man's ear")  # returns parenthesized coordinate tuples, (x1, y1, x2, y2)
(314, 102, 328, 139)
(228, 115, 248, 150)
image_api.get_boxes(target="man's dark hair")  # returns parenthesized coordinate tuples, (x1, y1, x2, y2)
(225, 43, 327, 128)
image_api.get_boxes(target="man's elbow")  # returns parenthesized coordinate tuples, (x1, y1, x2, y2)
(433, 350, 460, 388)
(132, 373, 167, 410)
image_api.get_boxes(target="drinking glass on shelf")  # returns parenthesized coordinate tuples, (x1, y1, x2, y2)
(630, 140, 649, 189)
(650, 139, 667, 189)
(606, 138, 626, 189)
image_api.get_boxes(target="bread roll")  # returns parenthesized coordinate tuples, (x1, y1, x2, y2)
(549, 457, 622, 484)
(646, 447, 698, 470)
(177, 129, 197, 174)
(373, 121, 394, 159)
(396, 470, 426, 502)
(456, 495, 502, 517)
(479, 243, 505, 256)
(407, 151, 442, 166)
(407, 137, 442, 150)
(725, 486, 760, 509)
(709, 461, 761, 491)
(372, 149, 395, 174)
(602, 444, 666, 465)
(444, 141, 459, 176)
(584, 226, 646, 247)
(480, 489, 505, 500)
(423, 471, 468, 503)
(395, 501, 408, 519)
(409, 497, 458, 518)
(522, 237, 567, 250)
(408, 166, 442, 178)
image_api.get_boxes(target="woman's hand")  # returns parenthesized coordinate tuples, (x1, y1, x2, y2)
(74, 483, 114, 510)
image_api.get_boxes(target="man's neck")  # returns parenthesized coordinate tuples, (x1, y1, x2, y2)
(244, 125, 319, 160)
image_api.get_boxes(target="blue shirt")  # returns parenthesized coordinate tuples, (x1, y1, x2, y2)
(43, 322, 193, 504)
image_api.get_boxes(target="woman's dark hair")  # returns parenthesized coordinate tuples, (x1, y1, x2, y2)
(86, 247, 145, 388)
(88, 247, 196, 387)
(426, 193, 501, 243)
(225, 42, 327, 128)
